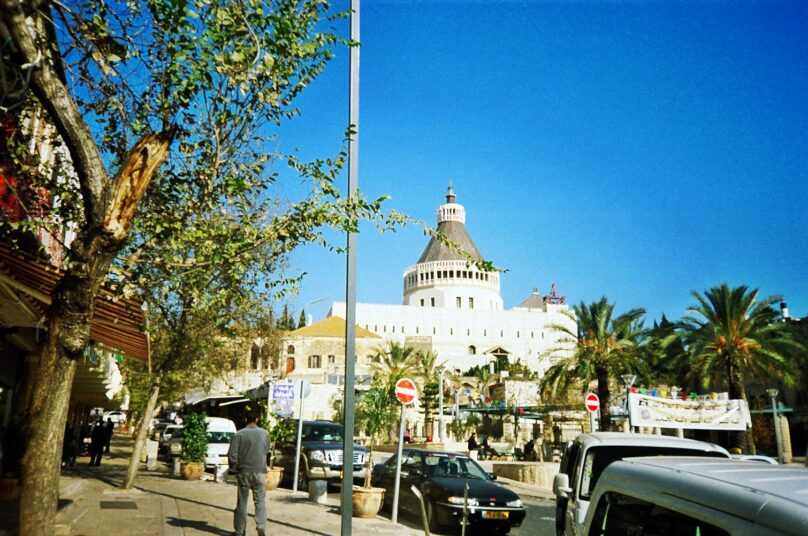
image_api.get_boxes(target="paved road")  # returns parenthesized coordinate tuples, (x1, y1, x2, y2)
(369, 495, 555, 535)
(512, 496, 556, 536)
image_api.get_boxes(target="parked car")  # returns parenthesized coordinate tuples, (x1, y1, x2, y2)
(371, 448, 526, 534)
(102, 410, 126, 424)
(582, 456, 808, 535)
(274, 420, 368, 488)
(151, 419, 174, 441)
(159, 424, 183, 455)
(553, 432, 730, 536)
(203, 417, 237, 469)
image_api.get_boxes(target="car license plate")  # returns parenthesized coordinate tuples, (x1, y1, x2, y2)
(482, 511, 509, 520)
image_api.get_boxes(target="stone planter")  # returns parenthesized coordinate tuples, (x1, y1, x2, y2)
(351, 485, 385, 518)
(179, 461, 205, 480)
(265, 467, 283, 490)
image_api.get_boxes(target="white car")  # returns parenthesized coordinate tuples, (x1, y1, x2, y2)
(102, 411, 127, 424)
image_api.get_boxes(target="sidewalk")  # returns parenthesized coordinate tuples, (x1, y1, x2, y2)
(5, 434, 429, 536)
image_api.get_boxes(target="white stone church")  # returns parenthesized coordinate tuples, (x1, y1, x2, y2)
(280, 186, 576, 401)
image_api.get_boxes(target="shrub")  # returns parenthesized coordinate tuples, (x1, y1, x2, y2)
(181, 413, 208, 463)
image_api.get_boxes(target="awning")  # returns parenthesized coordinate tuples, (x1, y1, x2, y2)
(0, 243, 149, 362)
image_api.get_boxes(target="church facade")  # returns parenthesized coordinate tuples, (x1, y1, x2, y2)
(287, 186, 576, 380)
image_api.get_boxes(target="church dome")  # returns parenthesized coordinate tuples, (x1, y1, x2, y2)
(402, 186, 502, 311)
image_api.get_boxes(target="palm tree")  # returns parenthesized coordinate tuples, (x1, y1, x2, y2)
(678, 284, 804, 453)
(369, 340, 418, 390)
(541, 297, 647, 431)
(472, 366, 494, 403)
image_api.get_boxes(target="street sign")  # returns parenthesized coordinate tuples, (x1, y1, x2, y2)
(585, 392, 600, 413)
(271, 383, 295, 417)
(395, 378, 417, 405)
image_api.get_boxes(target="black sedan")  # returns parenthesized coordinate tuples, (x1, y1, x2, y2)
(371, 448, 526, 534)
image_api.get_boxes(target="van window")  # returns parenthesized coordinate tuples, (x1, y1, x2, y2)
(207, 431, 235, 444)
(579, 446, 727, 500)
(588, 491, 728, 536)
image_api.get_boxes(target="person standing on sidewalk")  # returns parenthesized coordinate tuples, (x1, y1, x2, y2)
(227, 410, 270, 536)
(89, 420, 106, 466)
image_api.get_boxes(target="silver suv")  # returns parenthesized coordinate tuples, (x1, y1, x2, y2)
(553, 432, 729, 536)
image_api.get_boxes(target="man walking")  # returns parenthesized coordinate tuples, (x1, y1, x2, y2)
(227, 410, 270, 536)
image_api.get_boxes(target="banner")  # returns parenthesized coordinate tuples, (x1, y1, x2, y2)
(628, 392, 751, 431)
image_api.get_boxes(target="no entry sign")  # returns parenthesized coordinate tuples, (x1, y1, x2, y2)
(395, 378, 417, 405)
(585, 392, 600, 413)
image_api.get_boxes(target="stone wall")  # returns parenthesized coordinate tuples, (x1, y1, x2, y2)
(491, 461, 559, 490)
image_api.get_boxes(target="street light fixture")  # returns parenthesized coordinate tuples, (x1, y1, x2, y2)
(621, 374, 637, 433)
(767, 388, 782, 463)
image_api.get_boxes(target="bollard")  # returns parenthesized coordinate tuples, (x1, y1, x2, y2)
(308, 480, 328, 504)
(172, 457, 181, 477)
(215, 464, 228, 483)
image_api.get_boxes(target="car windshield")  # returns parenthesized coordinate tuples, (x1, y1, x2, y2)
(579, 446, 728, 499)
(423, 453, 490, 480)
(302, 424, 343, 442)
(207, 431, 235, 444)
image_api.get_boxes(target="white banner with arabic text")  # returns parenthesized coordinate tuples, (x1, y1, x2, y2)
(628, 393, 751, 431)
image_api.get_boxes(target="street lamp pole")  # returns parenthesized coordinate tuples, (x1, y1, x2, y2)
(767, 388, 782, 463)
(621, 374, 636, 434)
(438, 368, 445, 444)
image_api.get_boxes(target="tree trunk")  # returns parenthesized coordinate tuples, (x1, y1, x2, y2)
(596, 365, 611, 432)
(728, 362, 755, 454)
(123, 378, 161, 490)
(18, 327, 77, 536)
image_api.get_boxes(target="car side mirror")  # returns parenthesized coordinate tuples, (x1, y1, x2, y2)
(553, 473, 572, 497)
(487, 472, 497, 481)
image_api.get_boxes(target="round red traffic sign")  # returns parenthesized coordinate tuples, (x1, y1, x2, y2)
(395, 378, 417, 405)
(585, 392, 600, 413)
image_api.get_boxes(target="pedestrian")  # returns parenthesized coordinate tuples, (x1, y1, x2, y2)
(89, 420, 105, 466)
(62, 425, 79, 467)
(467, 432, 479, 460)
(103, 418, 114, 454)
(480, 435, 493, 460)
(523, 439, 536, 461)
(227, 409, 270, 536)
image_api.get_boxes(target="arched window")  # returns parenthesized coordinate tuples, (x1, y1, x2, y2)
(468, 345, 476, 355)
(287, 345, 295, 354)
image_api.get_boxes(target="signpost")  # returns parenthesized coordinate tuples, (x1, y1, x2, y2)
(392, 378, 417, 523)
(585, 392, 599, 433)
(292, 379, 310, 493)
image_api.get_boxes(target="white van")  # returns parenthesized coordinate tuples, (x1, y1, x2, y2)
(553, 432, 729, 535)
(583, 457, 808, 535)
(204, 417, 237, 468)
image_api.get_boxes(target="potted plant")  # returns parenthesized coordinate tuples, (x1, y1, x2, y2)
(352, 385, 398, 517)
(179, 412, 208, 480)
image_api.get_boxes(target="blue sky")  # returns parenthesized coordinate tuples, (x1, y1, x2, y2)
(276, 0, 808, 325)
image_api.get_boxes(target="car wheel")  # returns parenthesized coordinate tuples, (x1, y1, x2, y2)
(297, 464, 309, 490)
(426, 500, 441, 533)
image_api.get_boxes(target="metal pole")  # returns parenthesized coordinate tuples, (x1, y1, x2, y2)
(391, 404, 406, 524)
(411, 485, 430, 536)
(461, 483, 469, 536)
(438, 368, 444, 444)
(769, 389, 783, 463)
(340, 2, 359, 532)
(292, 386, 305, 493)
